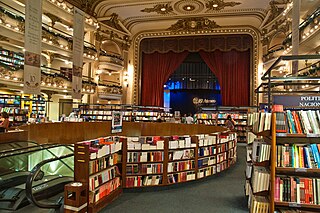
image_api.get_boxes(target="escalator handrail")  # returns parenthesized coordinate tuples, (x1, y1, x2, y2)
(25, 153, 74, 209)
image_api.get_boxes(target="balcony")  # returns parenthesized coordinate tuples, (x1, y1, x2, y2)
(97, 84, 122, 100)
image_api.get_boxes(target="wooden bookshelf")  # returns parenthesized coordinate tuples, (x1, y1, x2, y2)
(74, 137, 124, 213)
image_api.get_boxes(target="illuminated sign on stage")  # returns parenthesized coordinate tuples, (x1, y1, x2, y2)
(193, 97, 217, 105)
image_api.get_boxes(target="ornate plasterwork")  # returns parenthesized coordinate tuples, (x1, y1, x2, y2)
(141, 4, 173, 15)
(167, 17, 220, 32)
(132, 27, 260, 106)
(206, 0, 241, 11)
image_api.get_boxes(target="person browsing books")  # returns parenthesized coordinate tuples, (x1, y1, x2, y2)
(186, 113, 194, 124)
(225, 114, 235, 130)
(0, 112, 10, 133)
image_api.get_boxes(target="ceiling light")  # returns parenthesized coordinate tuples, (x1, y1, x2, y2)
(212, 4, 219, 7)
(160, 8, 166, 11)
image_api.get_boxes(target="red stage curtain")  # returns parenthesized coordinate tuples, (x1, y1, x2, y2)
(199, 50, 250, 106)
(141, 51, 189, 106)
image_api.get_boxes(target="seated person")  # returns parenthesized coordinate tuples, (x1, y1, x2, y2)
(0, 112, 10, 133)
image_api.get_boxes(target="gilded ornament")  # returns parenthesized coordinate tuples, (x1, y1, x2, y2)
(141, 4, 173, 15)
(167, 17, 220, 32)
(206, 0, 241, 11)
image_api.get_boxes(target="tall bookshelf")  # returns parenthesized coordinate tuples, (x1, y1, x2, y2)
(247, 108, 320, 213)
(0, 94, 28, 126)
(79, 104, 173, 122)
(195, 107, 250, 143)
(74, 137, 123, 213)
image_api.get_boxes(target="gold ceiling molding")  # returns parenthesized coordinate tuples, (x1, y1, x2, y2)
(167, 17, 220, 32)
(132, 27, 260, 106)
(206, 0, 241, 11)
(141, 4, 173, 15)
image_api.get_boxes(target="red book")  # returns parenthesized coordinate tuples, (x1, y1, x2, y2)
(272, 104, 284, 112)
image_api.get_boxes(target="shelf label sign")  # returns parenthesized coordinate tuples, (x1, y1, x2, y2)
(273, 95, 320, 109)
(24, 0, 42, 95)
(72, 7, 84, 99)
(111, 111, 123, 133)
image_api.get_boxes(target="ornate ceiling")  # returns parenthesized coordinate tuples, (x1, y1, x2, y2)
(65, 0, 276, 35)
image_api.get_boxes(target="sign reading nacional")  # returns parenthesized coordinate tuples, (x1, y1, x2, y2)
(273, 95, 320, 108)
(193, 97, 217, 105)
(72, 7, 84, 99)
(24, 0, 42, 94)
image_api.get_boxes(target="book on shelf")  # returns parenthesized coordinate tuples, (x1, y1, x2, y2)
(198, 156, 216, 168)
(252, 166, 270, 193)
(167, 171, 196, 183)
(89, 176, 121, 204)
(89, 166, 120, 191)
(168, 160, 195, 173)
(126, 175, 162, 187)
(250, 195, 269, 213)
(169, 149, 194, 160)
(275, 176, 320, 205)
(276, 144, 320, 169)
(126, 163, 163, 174)
(246, 163, 253, 179)
(252, 139, 271, 163)
(198, 165, 216, 178)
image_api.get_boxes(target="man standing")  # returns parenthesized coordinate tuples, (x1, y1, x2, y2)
(186, 113, 194, 124)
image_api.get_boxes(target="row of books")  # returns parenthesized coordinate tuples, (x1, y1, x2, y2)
(217, 161, 228, 172)
(198, 156, 216, 168)
(198, 146, 216, 157)
(252, 140, 271, 163)
(127, 141, 164, 150)
(198, 120, 216, 125)
(249, 112, 272, 133)
(276, 144, 320, 169)
(167, 172, 196, 183)
(127, 151, 164, 163)
(198, 135, 217, 146)
(216, 143, 228, 153)
(0, 107, 28, 114)
(198, 165, 216, 178)
(217, 152, 227, 163)
(89, 153, 120, 175)
(168, 138, 193, 149)
(195, 113, 247, 120)
(275, 176, 320, 204)
(81, 110, 172, 117)
(126, 164, 163, 175)
(89, 166, 119, 191)
(169, 149, 194, 160)
(275, 110, 320, 134)
(89, 177, 121, 203)
(78, 137, 122, 159)
(250, 196, 270, 213)
(167, 160, 195, 173)
(125, 175, 162, 187)
(252, 166, 270, 193)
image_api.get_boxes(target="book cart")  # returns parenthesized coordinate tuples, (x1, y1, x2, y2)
(250, 54, 320, 213)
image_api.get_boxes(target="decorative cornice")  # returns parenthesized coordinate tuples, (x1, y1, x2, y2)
(206, 0, 241, 11)
(141, 4, 173, 15)
(124, 9, 266, 30)
(167, 17, 220, 32)
(44, 13, 62, 26)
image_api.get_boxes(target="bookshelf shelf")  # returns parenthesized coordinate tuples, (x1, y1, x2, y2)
(252, 161, 270, 167)
(126, 173, 163, 176)
(89, 165, 119, 178)
(88, 187, 123, 213)
(168, 158, 195, 162)
(276, 167, 320, 177)
(126, 161, 163, 164)
(275, 201, 320, 210)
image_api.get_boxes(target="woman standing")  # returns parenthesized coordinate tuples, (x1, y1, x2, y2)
(225, 114, 235, 131)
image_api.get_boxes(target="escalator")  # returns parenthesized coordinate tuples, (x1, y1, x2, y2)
(0, 143, 74, 212)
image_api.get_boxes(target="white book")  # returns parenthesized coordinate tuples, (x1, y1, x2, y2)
(178, 140, 185, 148)
(141, 152, 147, 162)
(199, 139, 204, 147)
(259, 113, 265, 132)
(300, 111, 313, 134)
(203, 139, 208, 146)
(310, 111, 320, 134)
(134, 142, 141, 150)
(141, 144, 150, 150)
(169, 140, 179, 149)
(156, 140, 164, 150)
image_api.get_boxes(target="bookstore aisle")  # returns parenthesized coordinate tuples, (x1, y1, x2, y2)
(102, 143, 248, 213)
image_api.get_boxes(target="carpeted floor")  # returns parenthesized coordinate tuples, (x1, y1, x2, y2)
(101, 144, 248, 213)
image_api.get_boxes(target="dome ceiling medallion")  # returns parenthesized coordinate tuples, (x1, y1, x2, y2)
(174, 0, 205, 14)
(167, 17, 221, 32)
(206, 0, 242, 11)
